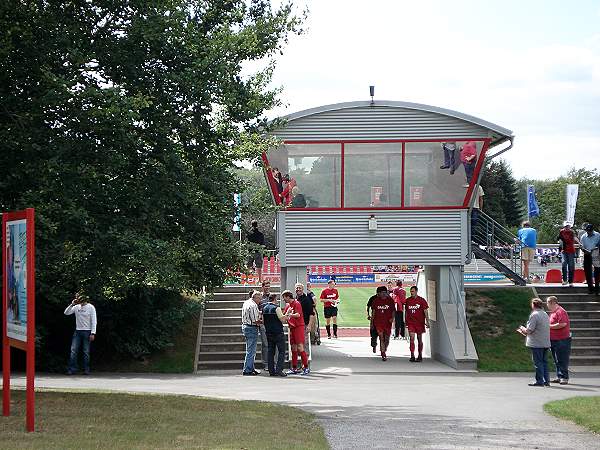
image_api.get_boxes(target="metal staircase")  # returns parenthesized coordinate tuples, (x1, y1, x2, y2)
(471, 211, 527, 286)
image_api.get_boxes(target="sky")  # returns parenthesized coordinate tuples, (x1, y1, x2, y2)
(260, 0, 600, 180)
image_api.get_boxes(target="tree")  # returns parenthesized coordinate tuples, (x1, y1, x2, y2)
(0, 1, 303, 367)
(521, 168, 600, 243)
(480, 159, 524, 228)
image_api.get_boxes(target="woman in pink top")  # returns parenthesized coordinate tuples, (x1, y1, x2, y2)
(546, 296, 571, 385)
(460, 141, 477, 184)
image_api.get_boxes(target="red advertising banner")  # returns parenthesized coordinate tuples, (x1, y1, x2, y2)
(2, 208, 35, 432)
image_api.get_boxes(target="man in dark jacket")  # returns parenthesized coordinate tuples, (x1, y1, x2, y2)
(247, 220, 265, 283)
(262, 293, 290, 377)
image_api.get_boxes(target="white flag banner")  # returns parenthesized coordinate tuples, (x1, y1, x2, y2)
(565, 184, 579, 226)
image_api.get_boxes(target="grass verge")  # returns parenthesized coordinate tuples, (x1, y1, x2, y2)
(0, 390, 329, 450)
(466, 287, 552, 372)
(544, 396, 600, 434)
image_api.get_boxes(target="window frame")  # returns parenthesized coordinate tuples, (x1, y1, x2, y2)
(263, 138, 491, 210)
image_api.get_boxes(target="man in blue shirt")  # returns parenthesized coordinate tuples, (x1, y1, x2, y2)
(580, 223, 600, 294)
(517, 221, 537, 282)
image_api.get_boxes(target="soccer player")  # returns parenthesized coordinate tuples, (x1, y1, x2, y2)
(282, 290, 310, 375)
(392, 280, 406, 339)
(405, 286, 430, 362)
(319, 279, 340, 338)
(370, 286, 395, 361)
(366, 294, 379, 353)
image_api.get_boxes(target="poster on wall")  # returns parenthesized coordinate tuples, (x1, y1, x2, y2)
(410, 186, 423, 206)
(6, 219, 28, 342)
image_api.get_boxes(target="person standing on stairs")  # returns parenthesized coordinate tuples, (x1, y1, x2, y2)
(517, 221, 537, 283)
(558, 221, 580, 287)
(580, 223, 600, 295)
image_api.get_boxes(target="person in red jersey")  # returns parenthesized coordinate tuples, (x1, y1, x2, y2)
(320, 279, 340, 338)
(392, 280, 407, 339)
(405, 286, 430, 362)
(370, 286, 395, 361)
(282, 290, 310, 375)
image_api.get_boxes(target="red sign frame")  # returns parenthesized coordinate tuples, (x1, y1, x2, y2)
(2, 208, 35, 432)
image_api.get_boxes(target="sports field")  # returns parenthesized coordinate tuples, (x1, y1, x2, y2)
(312, 286, 410, 327)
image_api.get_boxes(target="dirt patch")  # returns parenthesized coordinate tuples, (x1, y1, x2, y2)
(466, 291, 504, 338)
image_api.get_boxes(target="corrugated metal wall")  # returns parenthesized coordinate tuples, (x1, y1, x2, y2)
(271, 106, 491, 141)
(278, 210, 468, 266)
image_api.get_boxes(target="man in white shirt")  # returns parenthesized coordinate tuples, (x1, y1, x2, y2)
(64, 291, 97, 375)
(241, 291, 263, 375)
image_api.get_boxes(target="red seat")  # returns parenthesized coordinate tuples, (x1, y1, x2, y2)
(574, 268, 586, 283)
(545, 269, 562, 283)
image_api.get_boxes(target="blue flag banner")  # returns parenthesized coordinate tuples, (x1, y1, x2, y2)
(232, 193, 241, 232)
(527, 185, 540, 218)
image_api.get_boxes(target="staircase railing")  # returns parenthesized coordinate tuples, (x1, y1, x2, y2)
(472, 211, 523, 278)
(448, 266, 469, 357)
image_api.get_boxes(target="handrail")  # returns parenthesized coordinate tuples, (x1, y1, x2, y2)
(472, 210, 523, 277)
(448, 266, 469, 357)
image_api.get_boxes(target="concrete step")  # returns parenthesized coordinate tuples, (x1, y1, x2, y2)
(205, 300, 245, 309)
(203, 316, 244, 326)
(572, 336, 600, 346)
(566, 310, 600, 319)
(561, 302, 600, 311)
(200, 333, 247, 343)
(571, 328, 600, 338)
(204, 308, 243, 318)
(536, 287, 593, 295)
(570, 319, 600, 328)
(571, 346, 600, 356)
(198, 351, 265, 362)
(199, 342, 260, 352)
(197, 360, 266, 371)
(569, 355, 600, 366)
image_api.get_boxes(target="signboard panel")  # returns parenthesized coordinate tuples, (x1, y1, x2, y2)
(6, 219, 28, 342)
(309, 274, 375, 284)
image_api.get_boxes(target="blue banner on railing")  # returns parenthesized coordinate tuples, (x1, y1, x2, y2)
(464, 273, 507, 282)
(308, 274, 375, 284)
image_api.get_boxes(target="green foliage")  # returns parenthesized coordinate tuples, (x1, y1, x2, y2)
(480, 159, 524, 228)
(467, 288, 540, 371)
(0, 1, 303, 368)
(519, 168, 600, 243)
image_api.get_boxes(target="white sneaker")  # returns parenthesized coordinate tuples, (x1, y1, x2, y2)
(561, 281, 568, 286)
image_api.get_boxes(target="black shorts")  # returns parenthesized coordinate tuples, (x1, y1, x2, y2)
(324, 306, 338, 319)
(247, 251, 263, 269)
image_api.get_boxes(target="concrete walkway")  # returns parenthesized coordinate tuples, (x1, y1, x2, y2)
(9, 339, 600, 449)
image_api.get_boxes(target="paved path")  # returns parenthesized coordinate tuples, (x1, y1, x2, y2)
(10, 339, 600, 449)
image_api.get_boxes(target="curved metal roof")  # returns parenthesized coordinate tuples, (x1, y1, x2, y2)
(275, 100, 514, 140)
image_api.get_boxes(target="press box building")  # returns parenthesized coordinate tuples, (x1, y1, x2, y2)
(262, 100, 514, 369)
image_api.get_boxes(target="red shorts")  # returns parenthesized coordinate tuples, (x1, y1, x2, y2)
(407, 323, 426, 334)
(375, 324, 392, 335)
(289, 326, 305, 345)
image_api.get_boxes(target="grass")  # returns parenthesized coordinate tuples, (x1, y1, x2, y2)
(312, 287, 410, 327)
(0, 390, 329, 450)
(544, 396, 600, 434)
(466, 287, 553, 372)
